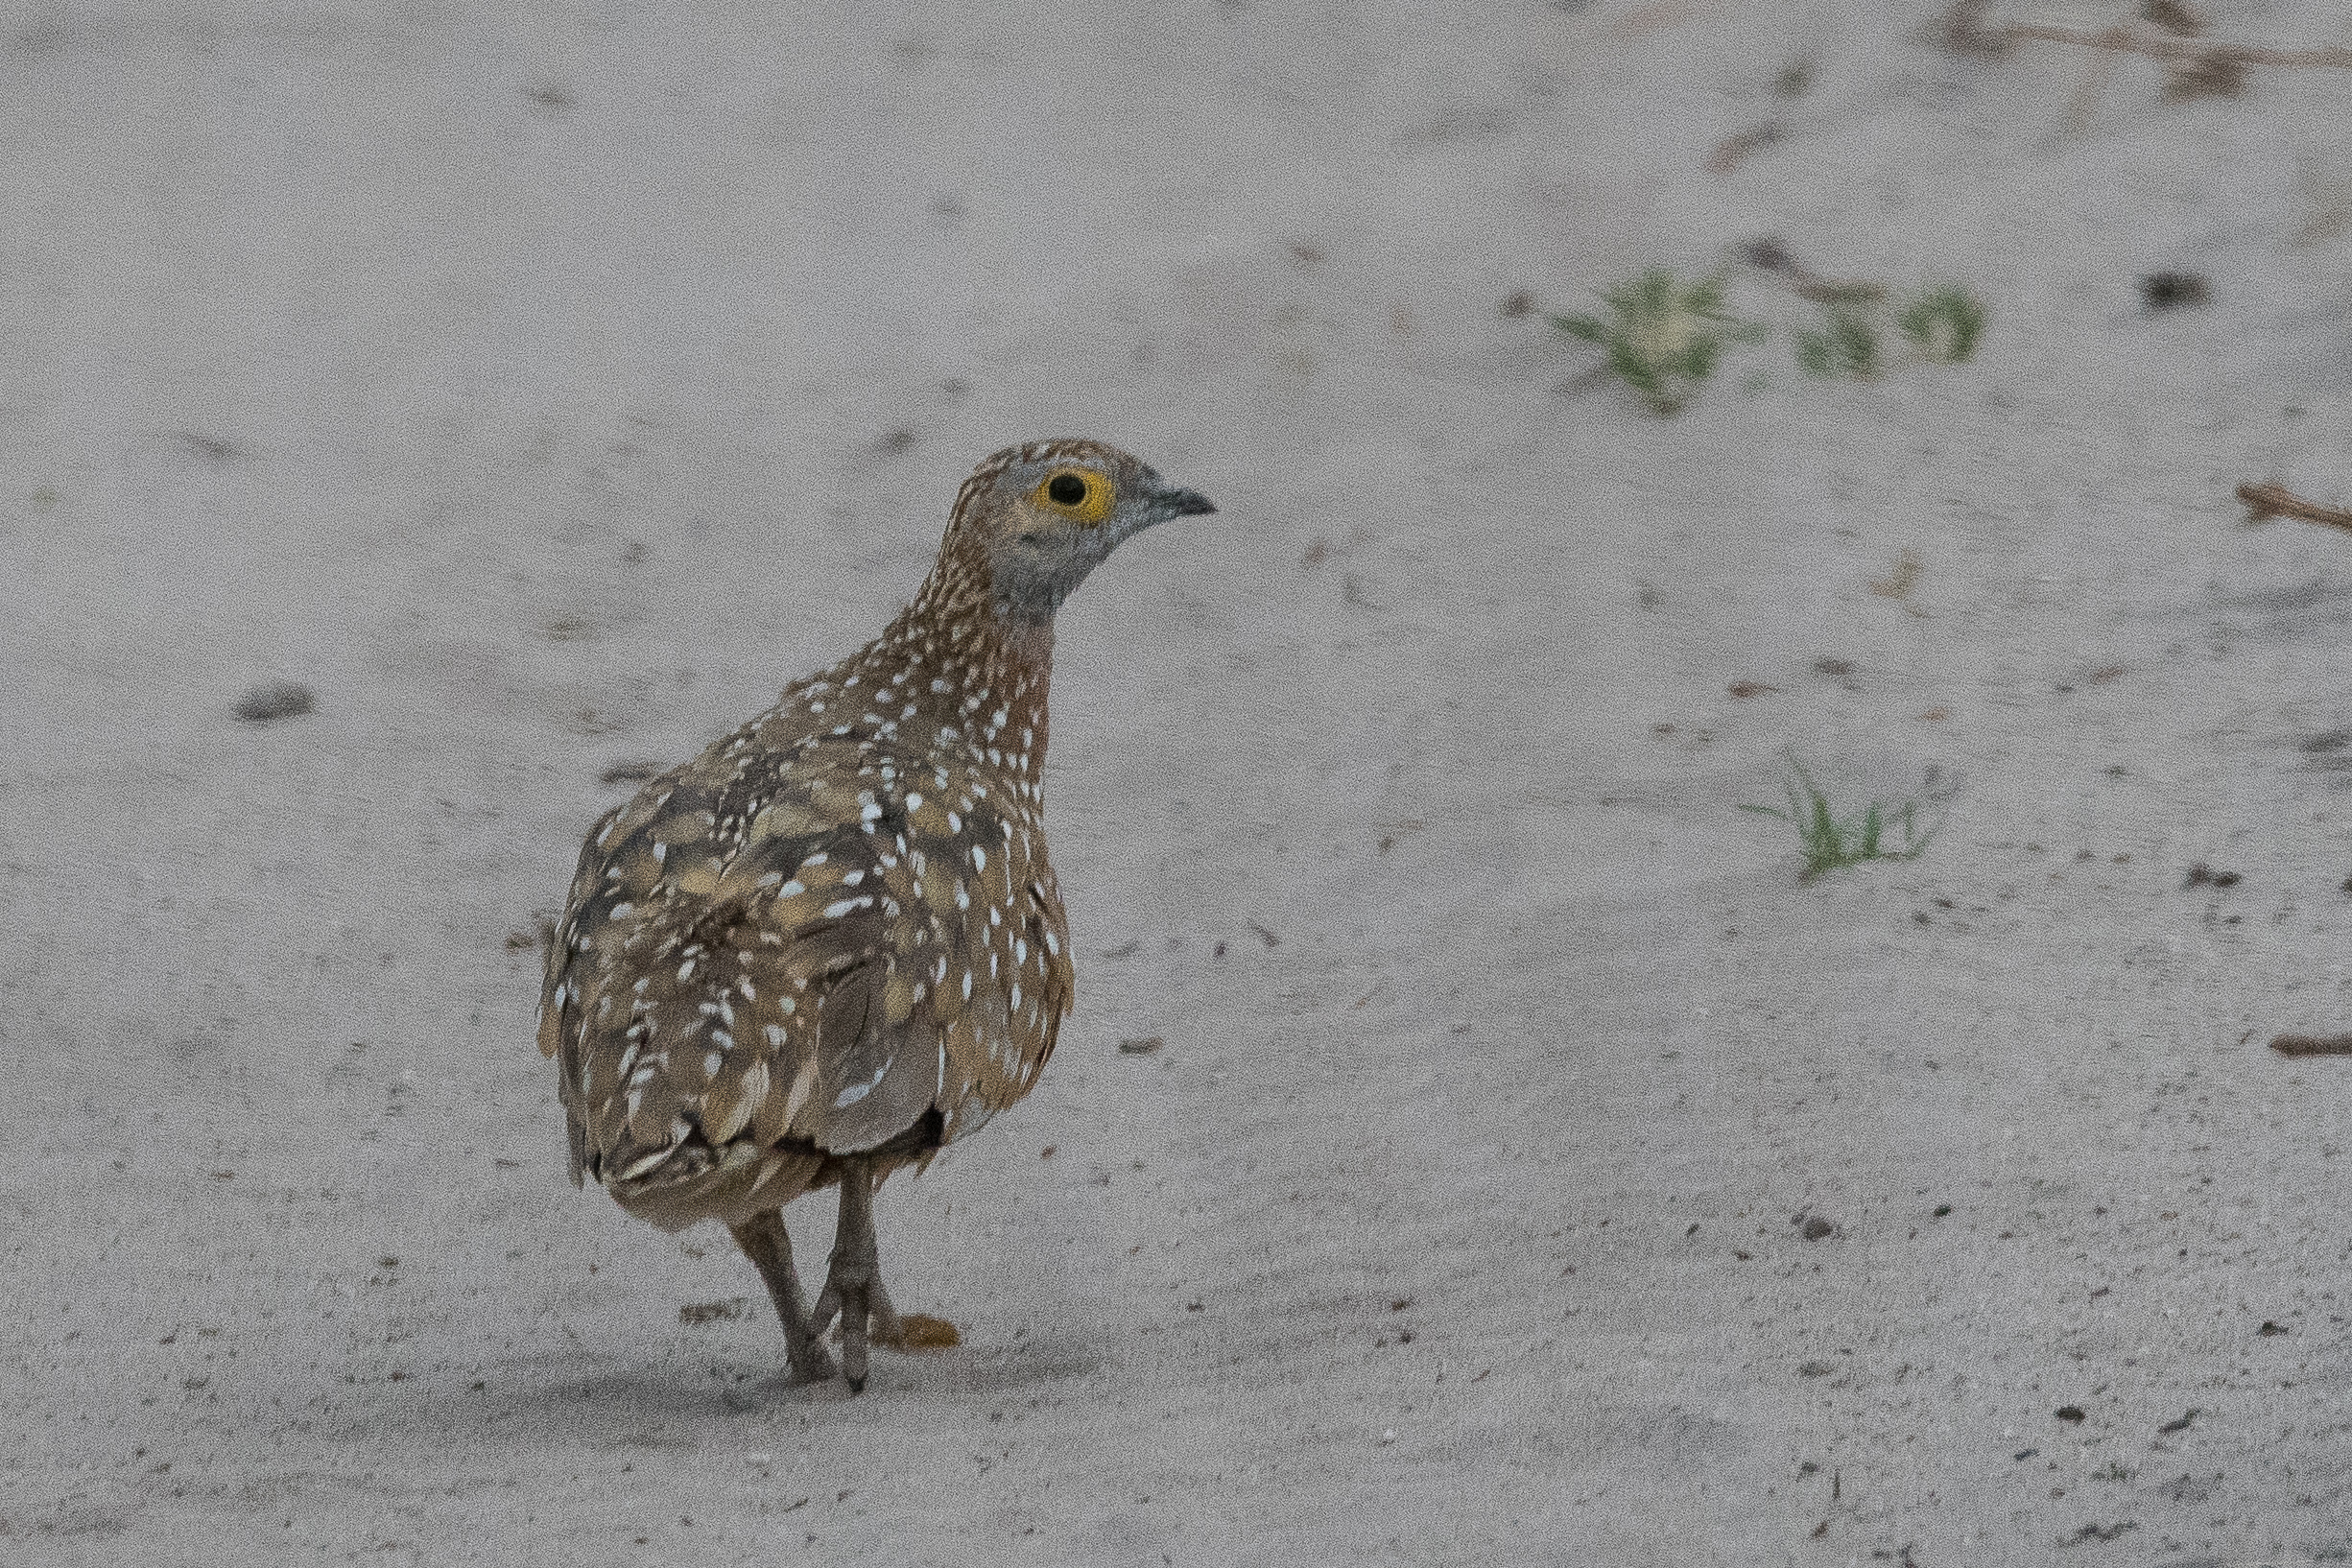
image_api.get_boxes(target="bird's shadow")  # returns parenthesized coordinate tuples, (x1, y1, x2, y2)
(355, 1337, 1107, 1452)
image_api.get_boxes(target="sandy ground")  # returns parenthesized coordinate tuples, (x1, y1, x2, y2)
(9, 0, 2352, 1562)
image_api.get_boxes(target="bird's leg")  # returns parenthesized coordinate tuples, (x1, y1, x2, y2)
(806, 1155, 901, 1392)
(729, 1209, 837, 1387)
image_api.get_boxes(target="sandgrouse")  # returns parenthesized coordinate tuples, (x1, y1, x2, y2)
(537, 440, 1214, 1391)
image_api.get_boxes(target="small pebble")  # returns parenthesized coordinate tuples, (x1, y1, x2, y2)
(234, 680, 316, 724)
(2139, 272, 2209, 311)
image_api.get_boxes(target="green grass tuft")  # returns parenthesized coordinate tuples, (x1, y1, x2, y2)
(1896, 285, 1987, 363)
(1739, 760, 1943, 881)
(1794, 307, 1881, 380)
(1549, 269, 1765, 416)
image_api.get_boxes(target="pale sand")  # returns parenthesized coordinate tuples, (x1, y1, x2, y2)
(7, 1, 2352, 1562)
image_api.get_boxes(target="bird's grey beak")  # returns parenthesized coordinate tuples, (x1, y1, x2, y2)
(1150, 482, 1217, 519)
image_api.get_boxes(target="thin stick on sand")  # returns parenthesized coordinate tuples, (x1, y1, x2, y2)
(2237, 482, 2352, 535)
(1945, 5, 2352, 70)
(2270, 1033, 2352, 1057)
(2005, 24, 2352, 70)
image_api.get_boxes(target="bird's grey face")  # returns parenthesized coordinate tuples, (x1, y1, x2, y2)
(982, 444, 1215, 624)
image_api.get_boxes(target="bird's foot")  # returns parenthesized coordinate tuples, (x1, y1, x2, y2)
(810, 1260, 902, 1392)
(782, 1327, 839, 1388)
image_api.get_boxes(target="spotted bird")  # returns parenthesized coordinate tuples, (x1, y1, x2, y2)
(537, 440, 1214, 1390)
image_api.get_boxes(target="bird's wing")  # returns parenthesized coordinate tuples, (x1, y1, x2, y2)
(904, 778, 1075, 1142)
(539, 732, 1075, 1192)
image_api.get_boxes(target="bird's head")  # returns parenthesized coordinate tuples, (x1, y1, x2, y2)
(943, 440, 1216, 625)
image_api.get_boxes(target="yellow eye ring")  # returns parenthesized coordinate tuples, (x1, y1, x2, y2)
(1033, 468, 1115, 526)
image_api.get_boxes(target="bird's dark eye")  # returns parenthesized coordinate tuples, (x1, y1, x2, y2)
(1048, 473, 1087, 507)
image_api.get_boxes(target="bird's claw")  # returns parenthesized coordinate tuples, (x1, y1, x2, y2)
(810, 1265, 901, 1392)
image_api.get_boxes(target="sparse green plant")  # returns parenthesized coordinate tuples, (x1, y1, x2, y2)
(1549, 270, 1765, 416)
(1897, 284, 1987, 363)
(1794, 305, 1882, 380)
(1740, 759, 1944, 881)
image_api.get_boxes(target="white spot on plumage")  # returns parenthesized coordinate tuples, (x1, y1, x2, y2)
(834, 1057, 891, 1107)
(616, 1146, 673, 1181)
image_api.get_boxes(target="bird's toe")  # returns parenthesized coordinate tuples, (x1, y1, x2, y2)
(785, 1341, 839, 1387)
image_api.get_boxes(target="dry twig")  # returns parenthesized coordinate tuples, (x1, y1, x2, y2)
(1740, 238, 1887, 305)
(2270, 1033, 2352, 1057)
(2237, 482, 2352, 535)
(2003, 19, 2352, 70)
